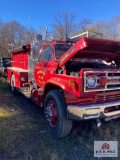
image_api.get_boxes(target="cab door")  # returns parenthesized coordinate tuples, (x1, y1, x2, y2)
(34, 46, 52, 87)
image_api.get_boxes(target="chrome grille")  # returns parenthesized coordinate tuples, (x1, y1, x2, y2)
(84, 70, 120, 92)
(95, 93, 120, 103)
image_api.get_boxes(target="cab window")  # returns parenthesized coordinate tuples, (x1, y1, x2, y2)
(39, 46, 52, 62)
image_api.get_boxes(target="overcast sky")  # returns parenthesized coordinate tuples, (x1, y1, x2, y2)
(0, 0, 120, 30)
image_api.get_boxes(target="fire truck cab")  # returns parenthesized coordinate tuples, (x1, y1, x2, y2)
(7, 32, 120, 137)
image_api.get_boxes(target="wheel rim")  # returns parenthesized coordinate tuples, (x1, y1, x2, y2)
(45, 100, 58, 127)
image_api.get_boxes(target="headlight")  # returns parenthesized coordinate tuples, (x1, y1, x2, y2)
(87, 76, 96, 87)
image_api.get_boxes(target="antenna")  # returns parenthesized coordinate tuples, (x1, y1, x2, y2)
(29, 16, 32, 44)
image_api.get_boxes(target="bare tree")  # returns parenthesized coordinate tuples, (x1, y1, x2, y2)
(84, 16, 120, 40)
(79, 18, 93, 32)
(52, 12, 78, 38)
(84, 20, 110, 39)
(109, 16, 120, 40)
(0, 19, 36, 57)
(1, 14, 120, 57)
(0, 19, 4, 56)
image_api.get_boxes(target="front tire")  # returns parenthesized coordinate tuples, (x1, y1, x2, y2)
(44, 90, 73, 138)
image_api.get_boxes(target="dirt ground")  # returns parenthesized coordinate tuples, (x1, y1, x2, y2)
(0, 76, 119, 160)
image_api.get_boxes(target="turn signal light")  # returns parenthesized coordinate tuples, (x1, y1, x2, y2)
(68, 80, 76, 87)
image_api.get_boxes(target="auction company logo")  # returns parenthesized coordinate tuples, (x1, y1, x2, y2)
(94, 141, 118, 157)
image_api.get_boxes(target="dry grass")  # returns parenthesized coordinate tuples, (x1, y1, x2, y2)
(0, 76, 119, 160)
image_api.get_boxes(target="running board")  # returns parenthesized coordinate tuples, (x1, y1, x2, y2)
(19, 88, 31, 98)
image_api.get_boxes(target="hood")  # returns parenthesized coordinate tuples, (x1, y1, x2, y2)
(59, 37, 120, 67)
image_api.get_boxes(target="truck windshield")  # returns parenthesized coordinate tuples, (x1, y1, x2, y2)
(55, 44, 72, 60)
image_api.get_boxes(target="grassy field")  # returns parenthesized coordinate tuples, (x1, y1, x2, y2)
(0, 76, 119, 160)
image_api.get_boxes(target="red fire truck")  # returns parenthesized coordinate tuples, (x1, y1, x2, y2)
(7, 32, 120, 137)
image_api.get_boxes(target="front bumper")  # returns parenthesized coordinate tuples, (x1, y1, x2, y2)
(67, 101, 120, 120)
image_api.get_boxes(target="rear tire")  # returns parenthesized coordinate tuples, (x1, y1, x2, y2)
(44, 89, 73, 138)
(10, 74, 17, 94)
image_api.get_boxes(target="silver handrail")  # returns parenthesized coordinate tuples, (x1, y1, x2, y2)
(70, 31, 102, 40)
